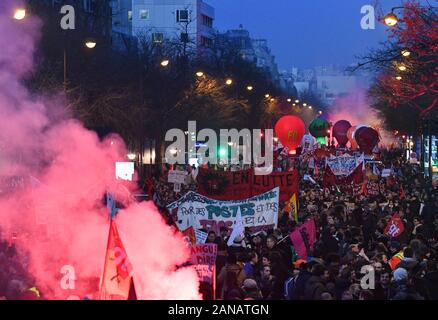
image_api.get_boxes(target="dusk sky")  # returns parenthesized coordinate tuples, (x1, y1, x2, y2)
(207, 0, 432, 70)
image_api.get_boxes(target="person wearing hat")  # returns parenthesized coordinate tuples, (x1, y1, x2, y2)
(241, 278, 262, 300)
(389, 267, 424, 300)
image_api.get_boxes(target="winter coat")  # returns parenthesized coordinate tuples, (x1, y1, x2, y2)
(304, 275, 327, 300)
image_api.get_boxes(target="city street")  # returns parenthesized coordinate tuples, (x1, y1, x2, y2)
(0, 0, 437, 306)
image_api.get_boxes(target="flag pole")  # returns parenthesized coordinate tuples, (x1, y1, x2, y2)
(99, 218, 113, 300)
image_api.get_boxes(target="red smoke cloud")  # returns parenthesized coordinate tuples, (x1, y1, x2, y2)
(327, 88, 394, 147)
(0, 0, 200, 299)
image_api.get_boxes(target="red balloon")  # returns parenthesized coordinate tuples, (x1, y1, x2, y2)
(275, 116, 305, 152)
(355, 127, 380, 154)
(332, 120, 352, 147)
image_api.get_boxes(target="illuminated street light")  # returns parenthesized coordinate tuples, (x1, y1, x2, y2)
(398, 64, 407, 71)
(265, 94, 270, 98)
(292, 103, 296, 107)
(308, 105, 312, 109)
(303, 103, 307, 107)
(247, 85, 254, 91)
(295, 99, 300, 104)
(273, 137, 279, 142)
(401, 49, 411, 57)
(319, 110, 323, 115)
(384, 12, 399, 26)
(270, 98, 275, 102)
(225, 78, 233, 85)
(287, 98, 292, 102)
(85, 40, 97, 49)
(13, 8, 26, 20)
(396, 76, 402, 81)
(127, 153, 136, 160)
(160, 59, 170, 67)
(196, 71, 204, 77)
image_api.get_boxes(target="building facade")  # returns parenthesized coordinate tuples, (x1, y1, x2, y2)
(111, 0, 215, 51)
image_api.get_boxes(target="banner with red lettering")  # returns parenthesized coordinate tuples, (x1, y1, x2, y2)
(197, 168, 298, 202)
(190, 243, 218, 284)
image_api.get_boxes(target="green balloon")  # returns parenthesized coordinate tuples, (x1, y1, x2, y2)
(309, 118, 330, 138)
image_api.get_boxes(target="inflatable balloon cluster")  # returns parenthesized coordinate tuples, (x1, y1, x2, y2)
(332, 120, 380, 154)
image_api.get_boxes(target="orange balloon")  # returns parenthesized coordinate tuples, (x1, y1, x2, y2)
(347, 126, 358, 149)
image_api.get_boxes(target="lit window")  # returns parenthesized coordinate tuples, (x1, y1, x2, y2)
(128, 10, 133, 21)
(140, 9, 149, 20)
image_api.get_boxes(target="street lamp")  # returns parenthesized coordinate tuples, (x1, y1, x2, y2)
(287, 98, 292, 102)
(401, 49, 411, 57)
(398, 64, 407, 71)
(265, 94, 270, 98)
(196, 71, 204, 77)
(225, 78, 233, 85)
(13, 8, 26, 20)
(295, 99, 300, 104)
(308, 105, 312, 109)
(160, 59, 170, 67)
(384, 12, 399, 26)
(396, 76, 402, 81)
(303, 103, 307, 107)
(85, 40, 97, 49)
(319, 110, 323, 115)
(270, 98, 275, 102)
(246, 85, 254, 91)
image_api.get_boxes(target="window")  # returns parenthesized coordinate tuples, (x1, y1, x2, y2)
(128, 10, 133, 21)
(202, 15, 213, 28)
(176, 10, 189, 22)
(140, 9, 149, 20)
(200, 36, 213, 48)
(153, 33, 164, 43)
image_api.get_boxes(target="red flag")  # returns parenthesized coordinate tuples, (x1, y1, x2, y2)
(384, 213, 405, 238)
(182, 226, 196, 244)
(289, 219, 316, 260)
(100, 220, 136, 300)
(399, 185, 406, 199)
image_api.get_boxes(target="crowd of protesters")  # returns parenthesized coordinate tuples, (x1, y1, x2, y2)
(149, 148, 438, 300)
(2, 147, 438, 300)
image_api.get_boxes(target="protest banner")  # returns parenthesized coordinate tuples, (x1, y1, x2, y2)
(167, 188, 279, 234)
(326, 154, 361, 176)
(196, 168, 298, 202)
(168, 170, 188, 184)
(323, 162, 364, 195)
(289, 219, 316, 260)
(365, 180, 381, 196)
(190, 243, 217, 284)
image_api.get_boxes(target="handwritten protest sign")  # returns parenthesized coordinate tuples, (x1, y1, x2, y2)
(167, 188, 279, 234)
(168, 170, 188, 184)
(190, 243, 217, 284)
(195, 229, 208, 244)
